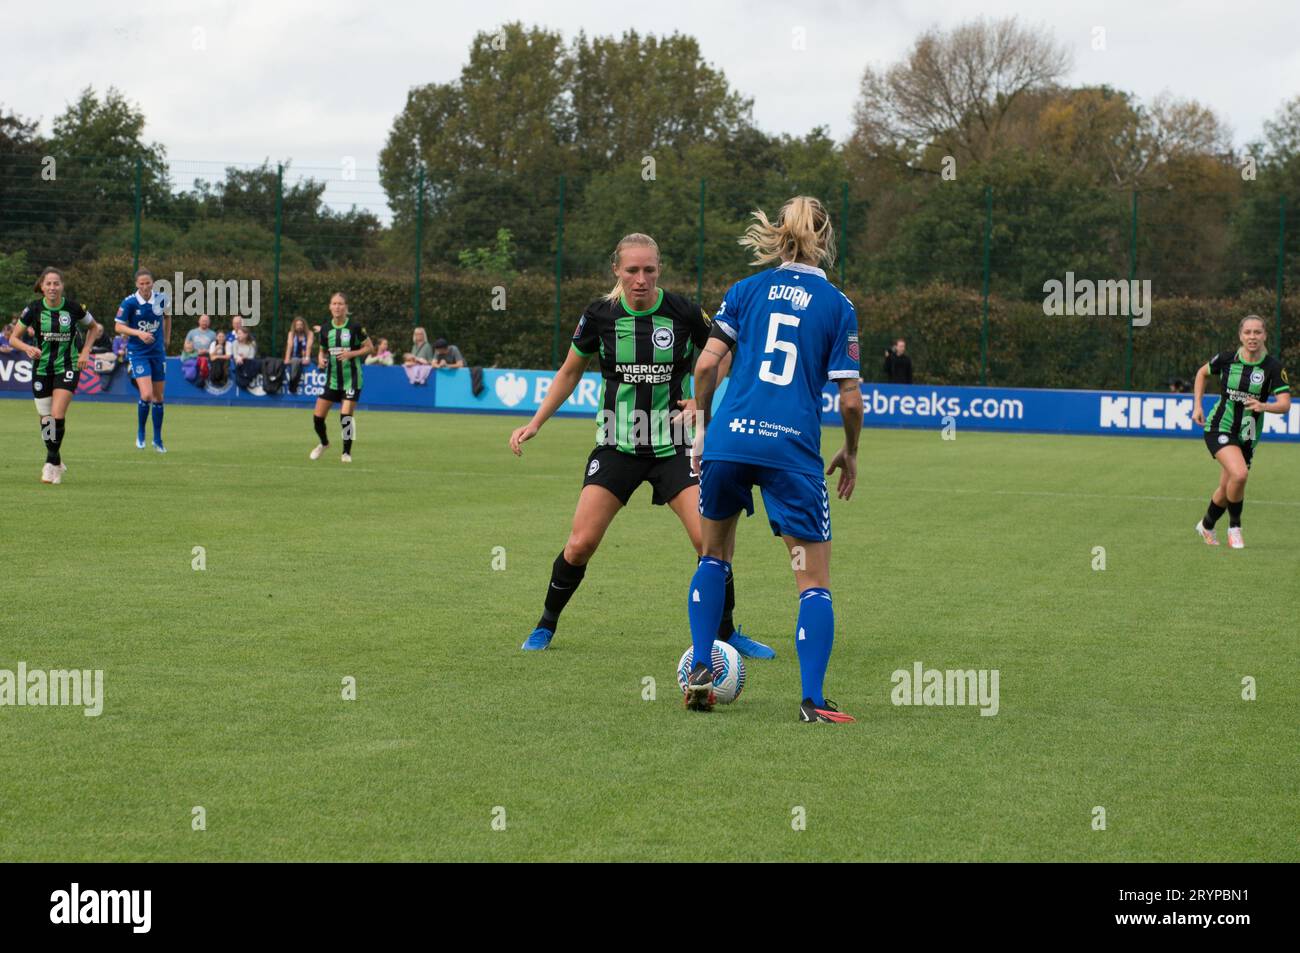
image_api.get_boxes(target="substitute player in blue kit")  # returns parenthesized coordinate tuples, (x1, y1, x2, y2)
(115, 268, 171, 451)
(686, 196, 864, 722)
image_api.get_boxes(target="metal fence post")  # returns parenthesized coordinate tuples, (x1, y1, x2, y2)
(696, 178, 706, 305)
(552, 175, 566, 370)
(414, 165, 425, 327)
(980, 186, 992, 386)
(131, 158, 142, 278)
(1276, 195, 1287, 348)
(272, 163, 283, 347)
(840, 181, 848, 288)
(1126, 190, 1138, 390)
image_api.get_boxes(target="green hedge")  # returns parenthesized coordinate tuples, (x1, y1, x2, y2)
(47, 255, 1299, 391)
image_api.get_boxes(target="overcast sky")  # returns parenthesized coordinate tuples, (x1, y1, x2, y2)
(2, 0, 1297, 213)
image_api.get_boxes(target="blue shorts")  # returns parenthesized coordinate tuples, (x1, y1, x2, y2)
(128, 354, 167, 382)
(698, 459, 831, 542)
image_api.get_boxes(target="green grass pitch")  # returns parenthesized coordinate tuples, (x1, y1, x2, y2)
(0, 400, 1295, 861)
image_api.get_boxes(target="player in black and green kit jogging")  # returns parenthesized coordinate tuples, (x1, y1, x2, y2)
(508, 233, 774, 658)
(8, 267, 102, 485)
(309, 292, 372, 464)
(1193, 314, 1291, 549)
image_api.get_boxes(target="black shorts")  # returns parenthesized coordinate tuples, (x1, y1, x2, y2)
(582, 446, 697, 506)
(32, 369, 78, 399)
(322, 386, 361, 404)
(1205, 431, 1253, 469)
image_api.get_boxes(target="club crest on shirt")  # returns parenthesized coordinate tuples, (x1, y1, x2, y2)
(1250, 369, 1265, 386)
(341, 330, 351, 344)
(59, 313, 71, 329)
(652, 326, 675, 350)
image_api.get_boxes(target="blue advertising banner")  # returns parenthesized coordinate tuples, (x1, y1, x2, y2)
(844, 382, 1300, 441)
(2, 355, 1296, 442)
(0, 355, 436, 410)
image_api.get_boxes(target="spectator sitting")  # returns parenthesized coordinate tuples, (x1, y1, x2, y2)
(228, 314, 245, 343)
(0, 321, 13, 352)
(883, 338, 913, 384)
(432, 337, 465, 369)
(366, 337, 394, 365)
(183, 313, 217, 360)
(232, 328, 257, 365)
(404, 327, 435, 385)
(112, 332, 129, 361)
(209, 331, 231, 385)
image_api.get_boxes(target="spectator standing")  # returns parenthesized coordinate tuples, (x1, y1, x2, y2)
(405, 327, 434, 365)
(404, 327, 435, 385)
(883, 338, 913, 384)
(284, 317, 314, 392)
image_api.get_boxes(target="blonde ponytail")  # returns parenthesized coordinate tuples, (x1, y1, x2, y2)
(605, 233, 661, 302)
(739, 195, 835, 269)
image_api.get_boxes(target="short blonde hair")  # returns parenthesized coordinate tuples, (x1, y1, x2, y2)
(605, 233, 661, 303)
(739, 195, 835, 269)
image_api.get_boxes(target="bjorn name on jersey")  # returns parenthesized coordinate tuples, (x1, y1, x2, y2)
(705, 262, 859, 477)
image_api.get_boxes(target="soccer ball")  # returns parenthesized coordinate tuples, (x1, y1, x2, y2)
(676, 640, 746, 704)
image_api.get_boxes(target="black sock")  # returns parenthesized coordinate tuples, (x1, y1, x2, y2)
(1227, 499, 1243, 528)
(313, 415, 328, 445)
(537, 552, 587, 632)
(1203, 500, 1226, 529)
(341, 415, 354, 454)
(716, 571, 736, 639)
(52, 418, 65, 466)
(40, 416, 57, 464)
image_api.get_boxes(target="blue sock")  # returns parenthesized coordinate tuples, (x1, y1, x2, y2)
(795, 588, 834, 706)
(136, 399, 149, 438)
(151, 402, 164, 442)
(688, 557, 730, 672)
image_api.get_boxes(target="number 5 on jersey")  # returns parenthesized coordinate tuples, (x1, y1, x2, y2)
(759, 312, 799, 386)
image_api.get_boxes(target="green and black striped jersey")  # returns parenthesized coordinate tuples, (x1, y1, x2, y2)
(571, 289, 712, 458)
(1204, 349, 1290, 446)
(320, 319, 368, 391)
(17, 297, 95, 376)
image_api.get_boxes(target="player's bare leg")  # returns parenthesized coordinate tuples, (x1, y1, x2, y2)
(523, 485, 623, 650)
(310, 397, 333, 459)
(1217, 446, 1249, 549)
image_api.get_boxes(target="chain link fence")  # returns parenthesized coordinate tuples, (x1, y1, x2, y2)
(0, 152, 1292, 388)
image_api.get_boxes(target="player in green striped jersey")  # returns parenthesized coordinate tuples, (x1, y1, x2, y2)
(8, 267, 102, 485)
(1192, 314, 1291, 549)
(309, 292, 372, 463)
(508, 233, 774, 659)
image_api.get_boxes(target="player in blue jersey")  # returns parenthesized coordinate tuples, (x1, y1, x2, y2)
(686, 196, 864, 722)
(115, 268, 171, 452)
